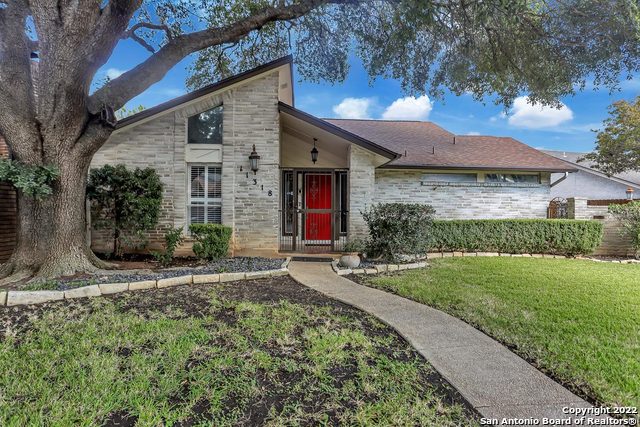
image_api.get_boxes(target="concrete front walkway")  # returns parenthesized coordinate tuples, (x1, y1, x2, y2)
(289, 261, 605, 422)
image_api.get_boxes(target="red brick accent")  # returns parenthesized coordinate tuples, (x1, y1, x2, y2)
(0, 134, 17, 261)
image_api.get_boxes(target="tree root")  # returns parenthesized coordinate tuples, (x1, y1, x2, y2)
(0, 249, 116, 287)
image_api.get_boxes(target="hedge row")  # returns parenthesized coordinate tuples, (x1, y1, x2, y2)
(427, 219, 603, 256)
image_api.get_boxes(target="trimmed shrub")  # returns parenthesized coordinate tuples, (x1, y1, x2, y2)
(427, 219, 603, 256)
(188, 223, 232, 260)
(362, 203, 435, 261)
(152, 227, 185, 266)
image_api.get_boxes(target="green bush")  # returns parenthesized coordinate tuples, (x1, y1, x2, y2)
(609, 201, 640, 257)
(362, 203, 435, 261)
(87, 164, 163, 257)
(188, 223, 232, 260)
(427, 219, 603, 256)
(152, 227, 185, 266)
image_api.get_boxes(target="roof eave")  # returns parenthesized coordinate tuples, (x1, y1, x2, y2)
(115, 55, 294, 130)
(278, 102, 399, 160)
(379, 164, 578, 173)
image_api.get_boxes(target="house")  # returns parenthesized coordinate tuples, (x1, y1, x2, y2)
(91, 56, 574, 256)
(543, 150, 640, 200)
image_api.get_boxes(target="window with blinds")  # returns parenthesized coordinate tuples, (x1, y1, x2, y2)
(189, 165, 222, 224)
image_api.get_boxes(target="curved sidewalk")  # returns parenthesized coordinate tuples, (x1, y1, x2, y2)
(288, 261, 605, 422)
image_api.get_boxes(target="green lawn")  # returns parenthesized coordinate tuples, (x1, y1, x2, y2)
(0, 278, 477, 426)
(358, 257, 640, 408)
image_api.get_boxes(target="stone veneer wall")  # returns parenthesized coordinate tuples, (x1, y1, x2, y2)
(374, 169, 550, 219)
(91, 72, 280, 254)
(348, 145, 378, 238)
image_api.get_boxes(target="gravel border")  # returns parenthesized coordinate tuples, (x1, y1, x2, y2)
(1, 258, 291, 307)
(47, 257, 286, 290)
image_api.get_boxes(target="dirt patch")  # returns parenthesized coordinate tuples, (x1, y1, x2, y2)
(102, 410, 138, 427)
(0, 275, 479, 424)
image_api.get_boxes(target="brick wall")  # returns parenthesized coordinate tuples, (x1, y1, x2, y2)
(91, 72, 281, 255)
(349, 145, 378, 238)
(374, 169, 550, 219)
(0, 134, 17, 262)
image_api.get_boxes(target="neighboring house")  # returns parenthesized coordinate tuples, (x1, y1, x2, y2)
(92, 56, 574, 256)
(543, 150, 640, 200)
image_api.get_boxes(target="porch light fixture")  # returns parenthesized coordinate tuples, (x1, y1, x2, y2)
(626, 187, 634, 200)
(311, 138, 319, 164)
(249, 144, 260, 174)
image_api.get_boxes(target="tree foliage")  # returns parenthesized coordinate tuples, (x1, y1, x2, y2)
(0, 158, 59, 198)
(581, 96, 640, 176)
(184, 0, 640, 107)
(609, 202, 640, 257)
(87, 165, 163, 257)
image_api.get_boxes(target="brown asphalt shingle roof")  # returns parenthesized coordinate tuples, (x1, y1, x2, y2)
(323, 119, 575, 172)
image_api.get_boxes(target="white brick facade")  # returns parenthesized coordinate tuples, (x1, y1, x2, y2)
(348, 145, 378, 238)
(374, 169, 551, 219)
(91, 72, 281, 254)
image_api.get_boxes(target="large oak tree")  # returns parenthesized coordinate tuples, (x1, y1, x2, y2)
(0, 0, 638, 282)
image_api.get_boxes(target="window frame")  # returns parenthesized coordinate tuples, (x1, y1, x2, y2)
(484, 173, 540, 184)
(187, 104, 224, 145)
(188, 164, 222, 225)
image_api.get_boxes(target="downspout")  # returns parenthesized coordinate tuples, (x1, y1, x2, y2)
(550, 172, 569, 188)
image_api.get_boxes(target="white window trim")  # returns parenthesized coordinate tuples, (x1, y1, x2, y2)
(188, 164, 222, 225)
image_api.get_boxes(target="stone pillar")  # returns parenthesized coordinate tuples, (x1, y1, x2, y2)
(349, 145, 377, 239)
(567, 197, 589, 220)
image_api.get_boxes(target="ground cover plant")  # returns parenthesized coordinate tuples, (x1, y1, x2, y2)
(354, 257, 640, 408)
(0, 277, 478, 426)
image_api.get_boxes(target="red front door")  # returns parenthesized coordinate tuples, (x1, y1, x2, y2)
(305, 173, 332, 241)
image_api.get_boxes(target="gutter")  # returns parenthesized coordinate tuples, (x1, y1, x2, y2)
(550, 172, 569, 188)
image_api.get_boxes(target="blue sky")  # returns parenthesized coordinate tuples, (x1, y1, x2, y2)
(100, 39, 639, 153)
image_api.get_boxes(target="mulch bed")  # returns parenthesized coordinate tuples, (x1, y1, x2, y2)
(9, 257, 285, 291)
(0, 276, 479, 425)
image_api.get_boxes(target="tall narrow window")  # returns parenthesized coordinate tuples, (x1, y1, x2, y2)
(189, 165, 222, 224)
(188, 105, 223, 144)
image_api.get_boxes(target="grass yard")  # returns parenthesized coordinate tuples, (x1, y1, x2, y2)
(354, 257, 640, 409)
(0, 276, 477, 426)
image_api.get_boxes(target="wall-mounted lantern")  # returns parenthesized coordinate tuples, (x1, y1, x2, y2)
(249, 144, 260, 174)
(626, 187, 634, 200)
(311, 138, 319, 164)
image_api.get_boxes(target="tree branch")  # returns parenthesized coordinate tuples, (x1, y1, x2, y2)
(123, 22, 173, 53)
(0, 0, 38, 146)
(89, 0, 349, 112)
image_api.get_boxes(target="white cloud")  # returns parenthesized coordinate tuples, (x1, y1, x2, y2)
(466, 131, 481, 135)
(332, 97, 374, 119)
(155, 88, 186, 97)
(508, 96, 573, 129)
(381, 95, 433, 121)
(106, 68, 125, 80)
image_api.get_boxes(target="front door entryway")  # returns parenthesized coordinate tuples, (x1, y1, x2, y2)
(280, 170, 348, 253)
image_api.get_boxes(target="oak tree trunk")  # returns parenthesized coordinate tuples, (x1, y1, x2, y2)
(0, 136, 110, 283)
